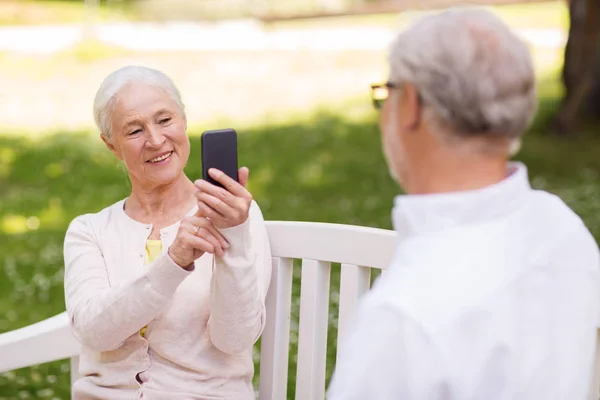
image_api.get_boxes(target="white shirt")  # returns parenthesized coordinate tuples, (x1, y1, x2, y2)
(328, 163, 600, 400)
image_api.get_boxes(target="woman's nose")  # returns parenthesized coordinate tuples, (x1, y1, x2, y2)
(147, 127, 166, 148)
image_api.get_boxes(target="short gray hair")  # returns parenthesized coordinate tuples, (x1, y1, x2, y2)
(389, 8, 536, 144)
(93, 65, 185, 139)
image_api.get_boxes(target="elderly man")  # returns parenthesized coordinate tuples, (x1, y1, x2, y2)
(328, 8, 600, 400)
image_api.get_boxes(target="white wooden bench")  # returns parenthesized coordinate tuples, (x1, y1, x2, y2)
(0, 221, 396, 400)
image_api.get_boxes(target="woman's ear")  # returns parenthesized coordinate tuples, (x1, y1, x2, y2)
(101, 134, 121, 160)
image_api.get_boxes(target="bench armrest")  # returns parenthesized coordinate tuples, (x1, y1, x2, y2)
(0, 311, 80, 373)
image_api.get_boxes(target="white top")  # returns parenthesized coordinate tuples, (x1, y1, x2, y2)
(328, 163, 600, 400)
(63, 200, 271, 400)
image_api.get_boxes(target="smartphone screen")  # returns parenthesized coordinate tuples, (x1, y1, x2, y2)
(201, 128, 239, 188)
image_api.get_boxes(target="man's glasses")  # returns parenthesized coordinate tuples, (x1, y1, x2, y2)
(370, 82, 397, 110)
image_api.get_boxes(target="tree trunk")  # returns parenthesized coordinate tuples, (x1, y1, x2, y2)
(554, 0, 600, 134)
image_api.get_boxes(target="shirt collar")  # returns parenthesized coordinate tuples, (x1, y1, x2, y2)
(392, 162, 531, 239)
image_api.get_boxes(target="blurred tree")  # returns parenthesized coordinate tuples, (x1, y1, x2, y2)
(555, 0, 600, 134)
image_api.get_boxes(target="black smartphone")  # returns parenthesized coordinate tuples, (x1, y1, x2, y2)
(201, 128, 239, 188)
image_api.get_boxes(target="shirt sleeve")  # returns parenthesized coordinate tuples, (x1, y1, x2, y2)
(208, 200, 272, 354)
(327, 297, 450, 400)
(64, 215, 193, 352)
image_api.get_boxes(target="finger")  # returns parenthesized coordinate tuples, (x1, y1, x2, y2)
(187, 215, 229, 248)
(181, 218, 201, 234)
(178, 216, 224, 254)
(207, 168, 251, 199)
(185, 215, 215, 228)
(203, 222, 230, 250)
(197, 200, 224, 221)
(238, 166, 249, 188)
(195, 179, 237, 207)
(185, 231, 221, 256)
(195, 228, 224, 257)
(196, 192, 233, 216)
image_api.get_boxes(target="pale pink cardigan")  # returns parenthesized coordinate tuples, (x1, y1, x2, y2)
(63, 199, 271, 400)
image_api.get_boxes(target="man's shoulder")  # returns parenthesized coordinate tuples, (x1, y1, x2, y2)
(527, 189, 584, 228)
(525, 189, 598, 257)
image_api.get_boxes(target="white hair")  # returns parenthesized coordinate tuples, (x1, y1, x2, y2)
(388, 7, 537, 151)
(93, 65, 185, 140)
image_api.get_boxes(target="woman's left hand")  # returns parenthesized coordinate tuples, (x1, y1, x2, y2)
(194, 167, 252, 229)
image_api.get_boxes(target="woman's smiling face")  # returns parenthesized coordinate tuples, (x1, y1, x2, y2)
(103, 82, 190, 189)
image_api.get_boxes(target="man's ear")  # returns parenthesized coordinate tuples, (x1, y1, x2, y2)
(101, 134, 121, 160)
(400, 83, 423, 133)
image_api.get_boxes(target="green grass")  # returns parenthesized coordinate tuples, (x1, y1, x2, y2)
(1, 73, 600, 399)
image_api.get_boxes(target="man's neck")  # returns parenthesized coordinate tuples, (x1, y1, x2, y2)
(126, 173, 196, 219)
(405, 156, 508, 195)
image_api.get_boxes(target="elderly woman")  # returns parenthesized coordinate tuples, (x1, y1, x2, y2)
(63, 65, 271, 400)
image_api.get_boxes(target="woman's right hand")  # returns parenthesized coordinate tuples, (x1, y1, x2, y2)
(168, 214, 230, 269)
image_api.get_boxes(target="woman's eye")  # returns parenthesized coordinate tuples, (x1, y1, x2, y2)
(159, 117, 171, 125)
(129, 129, 142, 135)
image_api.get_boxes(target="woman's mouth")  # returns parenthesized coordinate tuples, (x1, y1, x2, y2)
(147, 151, 173, 163)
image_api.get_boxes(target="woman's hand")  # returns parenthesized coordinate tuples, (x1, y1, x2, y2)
(168, 214, 230, 269)
(194, 167, 252, 229)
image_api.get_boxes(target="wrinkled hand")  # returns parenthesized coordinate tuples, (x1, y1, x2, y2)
(194, 167, 252, 230)
(168, 214, 229, 269)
